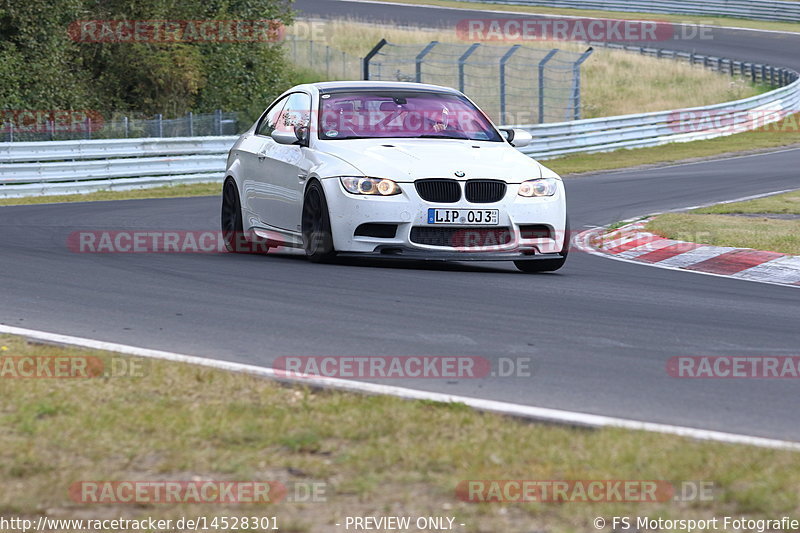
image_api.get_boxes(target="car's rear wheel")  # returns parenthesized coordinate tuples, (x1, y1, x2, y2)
(514, 216, 569, 273)
(302, 181, 336, 263)
(222, 178, 265, 253)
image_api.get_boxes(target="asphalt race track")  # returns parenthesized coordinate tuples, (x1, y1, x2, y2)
(2, 1, 799, 440)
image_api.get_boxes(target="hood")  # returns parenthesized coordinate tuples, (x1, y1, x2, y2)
(317, 138, 544, 183)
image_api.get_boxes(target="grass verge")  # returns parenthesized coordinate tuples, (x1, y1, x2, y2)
(1, 333, 799, 532)
(368, 0, 800, 34)
(0, 182, 221, 207)
(645, 190, 800, 254)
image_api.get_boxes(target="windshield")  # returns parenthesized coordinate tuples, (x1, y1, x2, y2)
(317, 90, 503, 142)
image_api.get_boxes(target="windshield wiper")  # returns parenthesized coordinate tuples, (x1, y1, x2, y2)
(417, 134, 469, 140)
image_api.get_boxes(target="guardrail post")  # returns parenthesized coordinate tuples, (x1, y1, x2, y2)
(499, 44, 521, 124)
(572, 47, 594, 121)
(458, 43, 481, 93)
(415, 41, 439, 83)
(538, 49, 558, 124)
(363, 38, 388, 80)
(187, 112, 193, 137)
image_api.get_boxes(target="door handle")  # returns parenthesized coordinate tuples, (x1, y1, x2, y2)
(298, 173, 308, 181)
(257, 153, 267, 162)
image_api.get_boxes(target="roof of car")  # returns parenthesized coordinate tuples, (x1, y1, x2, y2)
(309, 81, 460, 94)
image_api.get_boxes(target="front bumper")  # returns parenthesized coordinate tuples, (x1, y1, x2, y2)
(321, 177, 567, 256)
(337, 249, 565, 262)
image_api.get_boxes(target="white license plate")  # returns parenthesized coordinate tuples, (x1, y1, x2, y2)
(428, 208, 499, 225)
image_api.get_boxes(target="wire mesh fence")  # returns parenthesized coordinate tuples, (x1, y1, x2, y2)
(282, 37, 592, 124)
(283, 36, 363, 80)
(363, 41, 593, 124)
(0, 110, 239, 142)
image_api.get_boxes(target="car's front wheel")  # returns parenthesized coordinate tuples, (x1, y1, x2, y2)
(302, 180, 336, 263)
(222, 178, 270, 254)
(514, 217, 569, 273)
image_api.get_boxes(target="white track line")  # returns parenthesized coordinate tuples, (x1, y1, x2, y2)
(2, 323, 798, 450)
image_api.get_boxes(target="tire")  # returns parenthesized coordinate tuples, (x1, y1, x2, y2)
(221, 178, 266, 253)
(302, 180, 336, 263)
(514, 216, 570, 273)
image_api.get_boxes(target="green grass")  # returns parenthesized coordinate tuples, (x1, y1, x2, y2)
(370, 0, 800, 34)
(693, 190, 800, 215)
(645, 191, 800, 254)
(0, 182, 221, 206)
(1, 334, 800, 531)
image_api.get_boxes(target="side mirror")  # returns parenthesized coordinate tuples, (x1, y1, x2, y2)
(271, 129, 299, 145)
(500, 128, 532, 148)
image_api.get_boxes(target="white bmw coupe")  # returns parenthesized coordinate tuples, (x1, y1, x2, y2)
(221, 81, 568, 272)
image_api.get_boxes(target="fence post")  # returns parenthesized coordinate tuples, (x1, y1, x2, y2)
(498, 45, 521, 124)
(123, 116, 129, 138)
(538, 49, 558, 124)
(187, 111, 193, 137)
(415, 41, 439, 83)
(215, 109, 222, 135)
(458, 43, 481, 93)
(86, 117, 92, 140)
(572, 47, 594, 121)
(363, 38, 388, 80)
(325, 45, 331, 78)
(8, 121, 13, 142)
(309, 40, 314, 70)
(342, 51, 347, 78)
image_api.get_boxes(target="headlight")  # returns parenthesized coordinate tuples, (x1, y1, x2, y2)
(518, 178, 558, 197)
(340, 177, 401, 196)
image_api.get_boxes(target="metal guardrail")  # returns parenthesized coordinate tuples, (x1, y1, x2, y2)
(0, 137, 237, 198)
(457, 0, 800, 22)
(516, 77, 800, 159)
